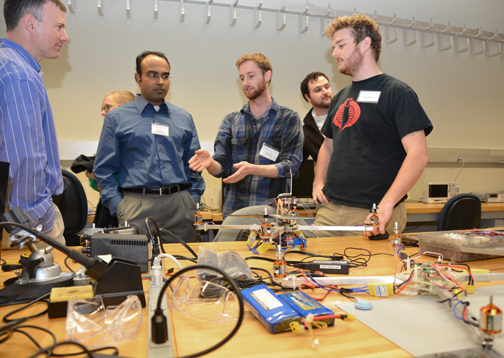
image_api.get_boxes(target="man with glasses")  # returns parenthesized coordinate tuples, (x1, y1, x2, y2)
(94, 51, 205, 242)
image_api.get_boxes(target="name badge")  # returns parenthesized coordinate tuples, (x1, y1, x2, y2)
(259, 143, 280, 161)
(152, 123, 169, 136)
(357, 91, 381, 103)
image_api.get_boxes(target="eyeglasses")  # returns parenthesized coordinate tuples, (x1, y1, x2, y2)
(66, 295, 143, 348)
(101, 104, 115, 113)
(143, 71, 171, 81)
(171, 276, 239, 323)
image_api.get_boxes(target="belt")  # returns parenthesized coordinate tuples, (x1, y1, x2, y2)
(124, 183, 192, 196)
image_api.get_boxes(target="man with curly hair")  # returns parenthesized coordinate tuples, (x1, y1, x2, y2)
(313, 14, 433, 237)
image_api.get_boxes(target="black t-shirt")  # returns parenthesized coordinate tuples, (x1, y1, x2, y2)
(321, 74, 433, 209)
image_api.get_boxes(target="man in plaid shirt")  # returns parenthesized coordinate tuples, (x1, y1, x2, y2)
(189, 53, 303, 217)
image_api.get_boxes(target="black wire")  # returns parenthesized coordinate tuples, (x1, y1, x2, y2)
(172, 255, 198, 264)
(245, 256, 275, 262)
(145, 217, 163, 255)
(159, 228, 198, 259)
(155, 264, 244, 358)
(28, 341, 95, 358)
(51, 346, 120, 357)
(393, 269, 415, 294)
(3, 293, 50, 322)
(63, 257, 75, 273)
(332, 247, 372, 267)
(12, 325, 57, 358)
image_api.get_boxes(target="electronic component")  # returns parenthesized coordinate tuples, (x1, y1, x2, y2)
(480, 296, 502, 335)
(241, 284, 301, 334)
(423, 182, 459, 203)
(294, 260, 350, 275)
(278, 291, 335, 327)
(90, 233, 149, 272)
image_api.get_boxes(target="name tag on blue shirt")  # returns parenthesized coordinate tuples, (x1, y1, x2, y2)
(357, 91, 381, 103)
(259, 143, 280, 161)
(152, 123, 169, 136)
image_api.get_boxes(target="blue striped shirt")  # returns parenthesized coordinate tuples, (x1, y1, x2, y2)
(0, 38, 63, 233)
(213, 99, 303, 217)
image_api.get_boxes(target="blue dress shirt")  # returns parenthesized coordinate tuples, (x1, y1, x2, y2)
(0, 38, 63, 233)
(94, 95, 205, 216)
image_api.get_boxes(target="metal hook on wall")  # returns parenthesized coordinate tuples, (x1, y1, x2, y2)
(205, 1, 212, 24)
(276, 1, 286, 31)
(154, 0, 158, 19)
(421, 19, 434, 48)
(253, 1, 263, 29)
(68, 0, 75, 14)
(97, 0, 103, 16)
(229, 1, 237, 26)
(482, 30, 500, 57)
(485, 40, 501, 57)
(320, 4, 331, 36)
(470, 38, 484, 56)
(403, 17, 416, 46)
(180, 0, 185, 22)
(126, 0, 131, 18)
(470, 29, 484, 56)
(299, 1, 309, 33)
(438, 22, 452, 51)
(385, 13, 397, 44)
(454, 25, 468, 53)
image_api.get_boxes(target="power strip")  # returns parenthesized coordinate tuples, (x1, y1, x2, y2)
(147, 262, 175, 358)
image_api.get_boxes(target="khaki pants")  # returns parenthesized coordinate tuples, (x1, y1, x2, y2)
(117, 190, 197, 243)
(314, 201, 407, 237)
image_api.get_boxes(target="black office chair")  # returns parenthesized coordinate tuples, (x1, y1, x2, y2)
(437, 193, 481, 231)
(52, 169, 88, 246)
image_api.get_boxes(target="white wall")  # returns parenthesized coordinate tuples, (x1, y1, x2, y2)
(1, 0, 503, 205)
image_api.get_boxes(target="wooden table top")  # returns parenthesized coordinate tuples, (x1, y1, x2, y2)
(1, 235, 503, 358)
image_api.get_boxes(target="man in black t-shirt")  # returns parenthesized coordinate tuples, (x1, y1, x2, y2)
(312, 14, 433, 237)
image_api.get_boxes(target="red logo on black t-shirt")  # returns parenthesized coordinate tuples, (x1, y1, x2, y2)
(333, 98, 361, 131)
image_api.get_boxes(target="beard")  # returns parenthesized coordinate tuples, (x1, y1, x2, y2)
(243, 79, 267, 100)
(319, 96, 332, 109)
(338, 47, 364, 77)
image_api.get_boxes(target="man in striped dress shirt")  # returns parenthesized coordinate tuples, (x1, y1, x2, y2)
(0, 0, 69, 246)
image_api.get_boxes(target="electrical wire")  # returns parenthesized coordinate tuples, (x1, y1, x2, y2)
(3, 293, 50, 323)
(27, 341, 118, 358)
(155, 264, 244, 358)
(454, 157, 465, 182)
(63, 256, 75, 273)
(159, 228, 198, 259)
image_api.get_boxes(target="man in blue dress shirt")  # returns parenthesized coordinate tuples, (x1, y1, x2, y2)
(0, 0, 69, 247)
(94, 51, 205, 242)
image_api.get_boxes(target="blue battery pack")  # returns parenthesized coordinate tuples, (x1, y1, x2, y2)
(241, 284, 301, 334)
(278, 291, 335, 327)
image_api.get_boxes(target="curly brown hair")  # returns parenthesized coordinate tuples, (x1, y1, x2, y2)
(325, 14, 382, 62)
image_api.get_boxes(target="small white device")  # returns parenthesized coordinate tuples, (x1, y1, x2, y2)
(487, 192, 504, 203)
(422, 182, 459, 203)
